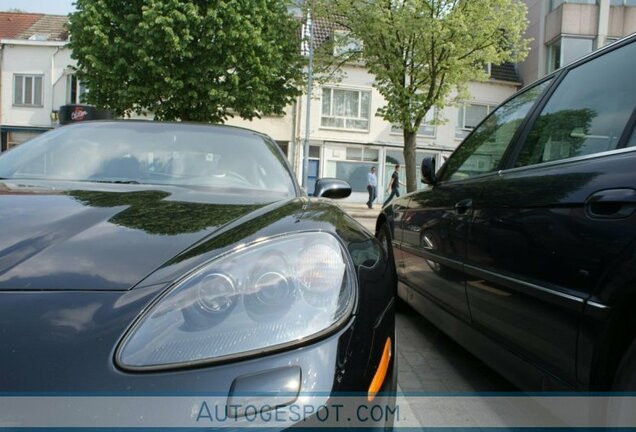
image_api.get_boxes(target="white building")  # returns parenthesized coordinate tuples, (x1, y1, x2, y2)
(227, 16, 522, 202)
(0, 13, 79, 151)
(228, 63, 521, 203)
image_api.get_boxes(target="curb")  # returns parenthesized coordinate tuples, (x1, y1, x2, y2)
(347, 212, 380, 219)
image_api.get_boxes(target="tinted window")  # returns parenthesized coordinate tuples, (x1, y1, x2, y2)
(441, 80, 552, 182)
(629, 127, 636, 148)
(515, 41, 636, 167)
(0, 122, 296, 196)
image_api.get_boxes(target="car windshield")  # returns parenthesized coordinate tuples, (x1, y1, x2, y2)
(0, 121, 296, 196)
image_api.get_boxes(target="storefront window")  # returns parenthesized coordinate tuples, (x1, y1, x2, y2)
(384, 150, 437, 192)
(7, 131, 41, 150)
(325, 145, 379, 193)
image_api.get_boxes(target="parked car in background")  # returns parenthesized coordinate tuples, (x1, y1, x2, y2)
(0, 121, 396, 427)
(377, 34, 636, 391)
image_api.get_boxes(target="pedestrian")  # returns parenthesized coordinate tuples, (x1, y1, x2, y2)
(383, 163, 404, 207)
(366, 166, 377, 209)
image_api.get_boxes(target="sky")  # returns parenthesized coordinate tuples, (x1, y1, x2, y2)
(0, 0, 75, 15)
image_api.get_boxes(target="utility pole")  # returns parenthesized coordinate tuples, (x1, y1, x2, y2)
(301, 5, 314, 191)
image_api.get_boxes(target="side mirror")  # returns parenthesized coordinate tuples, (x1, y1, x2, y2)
(313, 178, 352, 199)
(421, 156, 437, 186)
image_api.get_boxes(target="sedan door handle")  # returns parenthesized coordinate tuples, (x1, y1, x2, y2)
(454, 199, 473, 215)
(585, 188, 636, 219)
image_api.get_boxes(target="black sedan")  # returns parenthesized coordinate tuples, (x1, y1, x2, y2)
(0, 121, 396, 428)
(377, 35, 636, 393)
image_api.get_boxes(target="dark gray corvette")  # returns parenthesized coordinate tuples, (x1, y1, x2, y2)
(0, 121, 396, 428)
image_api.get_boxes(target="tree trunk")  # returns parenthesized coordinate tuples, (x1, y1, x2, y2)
(403, 130, 417, 193)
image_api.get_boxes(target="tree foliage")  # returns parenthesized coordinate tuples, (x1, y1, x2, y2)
(68, 0, 304, 122)
(315, 0, 530, 191)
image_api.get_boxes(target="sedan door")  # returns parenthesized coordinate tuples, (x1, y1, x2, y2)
(466, 40, 636, 388)
(400, 80, 552, 322)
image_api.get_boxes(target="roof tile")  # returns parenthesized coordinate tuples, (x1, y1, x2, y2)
(0, 12, 42, 39)
(491, 62, 521, 84)
(17, 14, 69, 41)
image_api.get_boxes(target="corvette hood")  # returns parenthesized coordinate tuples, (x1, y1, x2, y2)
(0, 181, 278, 290)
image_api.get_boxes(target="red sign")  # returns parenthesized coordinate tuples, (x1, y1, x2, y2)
(70, 106, 88, 121)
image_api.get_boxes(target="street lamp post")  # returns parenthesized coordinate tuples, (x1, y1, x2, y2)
(302, 7, 314, 192)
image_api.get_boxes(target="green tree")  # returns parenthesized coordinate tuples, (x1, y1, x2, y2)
(68, 0, 304, 122)
(315, 0, 530, 192)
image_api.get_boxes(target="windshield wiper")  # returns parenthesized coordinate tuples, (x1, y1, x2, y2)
(88, 179, 142, 185)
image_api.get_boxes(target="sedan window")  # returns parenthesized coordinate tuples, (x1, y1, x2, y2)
(515, 41, 636, 167)
(440, 79, 552, 182)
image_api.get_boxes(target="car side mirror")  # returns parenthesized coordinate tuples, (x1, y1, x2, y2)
(313, 178, 352, 199)
(421, 156, 437, 186)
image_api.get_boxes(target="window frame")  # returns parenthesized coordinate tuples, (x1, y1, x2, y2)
(333, 30, 363, 57)
(436, 75, 558, 184)
(609, 0, 636, 6)
(504, 39, 636, 173)
(66, 74, 87, 105)
(455, 102, 497, 140)
(320, 86, 372, 132)
(435, 38, 636, 183)
(13, 74, 44, 107)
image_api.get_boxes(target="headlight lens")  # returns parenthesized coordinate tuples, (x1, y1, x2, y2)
(117, 232, 354, 370)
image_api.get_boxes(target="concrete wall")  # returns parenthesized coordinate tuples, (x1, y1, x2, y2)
(518, 0, 546, 83)
(609, 5, 636, 37)
(561, 4, 599, 36)
(545, 4, 599, 43)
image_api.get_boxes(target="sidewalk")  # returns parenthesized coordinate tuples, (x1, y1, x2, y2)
(337, 202, 381, 232)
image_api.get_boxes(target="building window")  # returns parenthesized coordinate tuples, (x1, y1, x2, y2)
(321, 87, 371, 131)
(391, 108, 437, 138)
(547, 40, 562, 73)
(14, 74, 43, 106)
(333, 30, 363, 57)
(550, 0, 597, 10)
(547, 37, 593, 74)
(456, 103, 495, 139)
(610, 0, 636, 5)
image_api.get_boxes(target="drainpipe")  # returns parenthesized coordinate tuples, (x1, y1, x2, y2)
(597, 0, 610, 48)
(290, 98, 297, 167)
(293, 95, 303, 183)
(50, 46, 62, 127)
(302, 8, 314, 190)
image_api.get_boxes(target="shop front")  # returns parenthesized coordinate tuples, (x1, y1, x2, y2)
(320, 141, 443, 203)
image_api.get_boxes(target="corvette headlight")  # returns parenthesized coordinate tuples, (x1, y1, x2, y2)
(117, 232, 355, 370)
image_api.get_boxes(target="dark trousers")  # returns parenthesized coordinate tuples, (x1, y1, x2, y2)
(367, 185, 377, 207)
(383, 187, 400, 207)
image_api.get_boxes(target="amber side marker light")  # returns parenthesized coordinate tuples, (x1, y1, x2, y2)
(368, 337, 392, 401)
